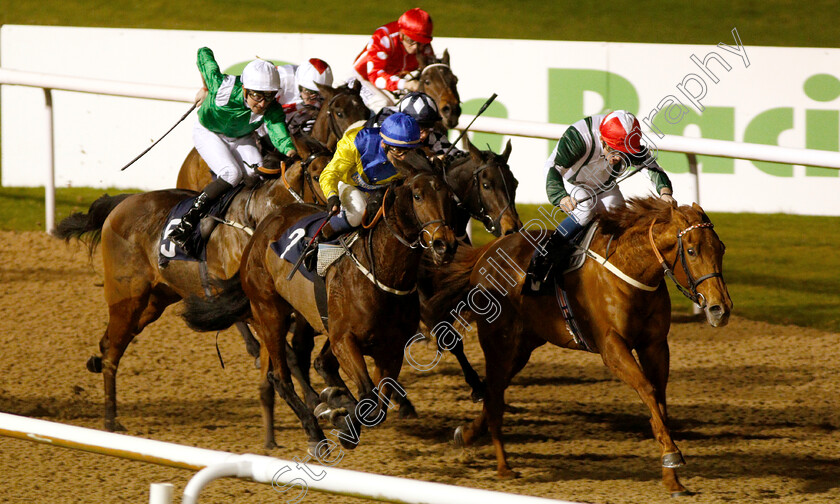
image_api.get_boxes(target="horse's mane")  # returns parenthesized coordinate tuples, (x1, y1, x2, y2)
(293, 133, 329, 155)
(597, 196, 675, 236)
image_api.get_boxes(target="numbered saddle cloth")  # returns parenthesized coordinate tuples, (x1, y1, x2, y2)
(158, 186, 243, 266)
(270, 212, 342, 282)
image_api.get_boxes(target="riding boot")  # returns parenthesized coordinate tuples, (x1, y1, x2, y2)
(522, 216, 583, 295)
(168, 178, 232, 253)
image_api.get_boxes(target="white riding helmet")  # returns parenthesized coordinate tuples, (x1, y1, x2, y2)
(295, 58, 334, 92)
(241, 59, 282, 92)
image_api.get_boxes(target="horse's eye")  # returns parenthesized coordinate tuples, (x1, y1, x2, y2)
(424, 79, 431, 86)
(414, 193, 421, 201)
(687, 248, 696, 257)
(336, 112, 343, 118)
(313, 175, 319, 182)
(482, 183, 490, 190)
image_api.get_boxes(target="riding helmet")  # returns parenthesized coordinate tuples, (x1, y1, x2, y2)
(296, 58, 334, 92)
(242, 59, 282, 92)
(599, 110, 643, 154)
(397, 92, 441, 128)
(380, 113, 422, 147)
(398, 8, 433, 44)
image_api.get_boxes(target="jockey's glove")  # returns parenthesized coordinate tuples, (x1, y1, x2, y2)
(327, 195, 341, 214)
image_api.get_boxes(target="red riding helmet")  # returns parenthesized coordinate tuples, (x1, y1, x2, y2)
(599, 110, 643, 154)
(398, 8, 433, 44)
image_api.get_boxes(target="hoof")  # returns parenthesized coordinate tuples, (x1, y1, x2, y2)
(662, 451, 686, 468)
(328, 408, 348, 427)
(86, 356, 103, 374)
(314, 402, 331, 419)
(104, 419, 125, 432)
(671, 490, 694, 498)
(497, 468, 520, 479)
(307, 441, 321, 457)
(454, 425, 466, 448)
(470, 381, 486, 403)
(399, 403, 419, 419)
(264, 440, 278, 450)
(253, 356, 261, 370)
(338, 435, 359, 451)
(319, 386, 346, 405)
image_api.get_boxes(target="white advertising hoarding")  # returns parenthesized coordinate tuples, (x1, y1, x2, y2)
(2, 25, 839, 215)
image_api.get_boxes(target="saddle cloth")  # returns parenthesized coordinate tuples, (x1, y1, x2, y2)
(158, 186, 243, 266)
(270, 212, 350, 282)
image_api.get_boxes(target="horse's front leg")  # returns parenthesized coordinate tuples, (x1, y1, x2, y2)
(637, 338, 691, 496)
(328, 333, 378, 449)
(599, 329, 685, 476)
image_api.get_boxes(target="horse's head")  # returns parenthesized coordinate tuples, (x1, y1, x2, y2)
(388, 154, 457, 264)
(313, 81, 371, 149)
(291, 133, 332, 205)
(417, 50, 461, 129)
(458, 140, 522, 236)
(666, 202, 733, 327)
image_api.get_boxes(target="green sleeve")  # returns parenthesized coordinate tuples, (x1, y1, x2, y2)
(634, 149, 673, 194)
(551, 127, 587, 169)
(264, 105, 295, 155)
(545, 127, 586, 205)
(546, 168, 568, 206)
(196, 47, 223, 93)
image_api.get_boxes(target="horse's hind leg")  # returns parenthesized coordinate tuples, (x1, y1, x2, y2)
(234, 322, 261, 362)
(600, 330, 685, 488)
(286, 315, 321, 409)
(444, 335, 485, 402)
(638, 338, 690, 496)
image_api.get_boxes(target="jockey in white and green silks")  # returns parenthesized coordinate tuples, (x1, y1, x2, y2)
(524, 110, 677, 294)
(168, 47, 297, 254)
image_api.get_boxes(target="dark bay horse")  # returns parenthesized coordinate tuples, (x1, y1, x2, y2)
(176, 82, 368, 190)
(181, 153, 458, 452)
(424, 198, 732, 496)
(52, 152, 331, 432)
(417, 49, 461, 129)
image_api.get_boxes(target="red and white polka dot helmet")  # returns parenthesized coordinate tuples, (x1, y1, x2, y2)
(599, 110, 643, 154)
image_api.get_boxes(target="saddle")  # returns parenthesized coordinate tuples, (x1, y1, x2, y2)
(158, 185, 243, 266)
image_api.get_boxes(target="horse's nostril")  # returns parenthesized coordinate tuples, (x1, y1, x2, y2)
(441, 105, 450, 114)
(709, 304, 723, 314)
(433, 239, 446, 253)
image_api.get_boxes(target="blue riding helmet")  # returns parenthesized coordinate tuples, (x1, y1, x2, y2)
(380, 112, 421, 148)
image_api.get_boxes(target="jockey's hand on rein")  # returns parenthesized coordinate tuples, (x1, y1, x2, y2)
(328, 195, 340, 215)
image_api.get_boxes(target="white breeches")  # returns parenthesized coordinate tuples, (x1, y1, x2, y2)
(567, 184, 626, 226)
(350, 72, 396, 113)
(193, 120, 263, 186)
(338, 182, 369, 227)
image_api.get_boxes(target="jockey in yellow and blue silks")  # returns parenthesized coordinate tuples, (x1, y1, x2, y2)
(318, 112, 422, 239)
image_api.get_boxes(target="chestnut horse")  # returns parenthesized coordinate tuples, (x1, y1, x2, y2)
(52, 150, 330, 432)
(424, 198, 732, 496)
(416, 49, 461, 129)
(181, 152, 458, 452)
(176, 82, 369, 191)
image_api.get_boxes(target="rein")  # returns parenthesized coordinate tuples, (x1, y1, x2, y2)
(648, 218, 723, 308)
(445, 156, 514, 236)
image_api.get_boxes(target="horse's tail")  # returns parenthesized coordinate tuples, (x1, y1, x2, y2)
(181, 274, 251, 332)
(422, 243, 488, 323)
(52, 193, 133, 258)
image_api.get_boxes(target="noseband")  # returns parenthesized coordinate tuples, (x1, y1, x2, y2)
(648, 219, 724, 308)
(382, 177, 448, 250)
(444, 157, 515, 237)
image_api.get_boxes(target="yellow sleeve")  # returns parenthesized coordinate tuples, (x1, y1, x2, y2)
(319, 126, 364, 199)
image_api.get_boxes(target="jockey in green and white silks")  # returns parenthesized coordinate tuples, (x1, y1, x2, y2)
(168, 48, 297, 254)
(318, 113, 422, 240)
(523, 110, 677, 294)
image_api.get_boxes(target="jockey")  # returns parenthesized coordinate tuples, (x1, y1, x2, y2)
(168, 48, 297, 253)
(272, 58, 334, 136)
(523, 110, 677, 294)
(317, 113, 422, 241)
(366, 91, 456, 158)
(352, 8, 436, 112)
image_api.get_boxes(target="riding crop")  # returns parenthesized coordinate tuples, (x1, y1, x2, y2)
(120, 103, 197, 171)
(443, 93, 498, 157)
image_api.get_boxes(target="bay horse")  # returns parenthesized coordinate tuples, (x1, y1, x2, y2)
(293, 139, 523, 414)
(417, 49, 461, 129)
(52, 149, 331, 432)
(181, 151, 458, 452)
(424, 198, 732, 496)
(176, 82, 369, 190)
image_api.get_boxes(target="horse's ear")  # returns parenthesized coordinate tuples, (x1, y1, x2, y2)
(350, 79, 362, 94)
(442, 49, 450, 66)
(501, 139, 512, 162)
(291, 134, 311, 158)
(467, 139, 483, 164)
(316, 82, 336, 101)
(692, 202, 712, 223)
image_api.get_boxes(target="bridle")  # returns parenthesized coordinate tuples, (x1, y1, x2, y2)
(299, 151, 331, 205)
(648, 219, 724, 309)
(382, 175, 448, 250)
(444, 156, 516, 236)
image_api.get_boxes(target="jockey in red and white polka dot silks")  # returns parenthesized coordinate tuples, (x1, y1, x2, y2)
(352, 8, 435, 111)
